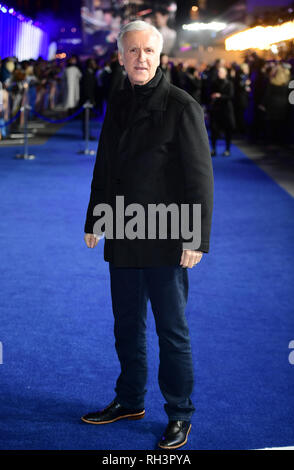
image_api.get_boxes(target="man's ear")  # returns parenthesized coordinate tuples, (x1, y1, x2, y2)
(118, 51, 124, 67)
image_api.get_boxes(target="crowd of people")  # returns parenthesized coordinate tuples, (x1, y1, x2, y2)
(0, 51, 293, 154)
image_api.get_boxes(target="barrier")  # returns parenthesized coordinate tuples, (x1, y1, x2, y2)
(0, 97, 96, 160)
(14, 87, 35, 159)
(78, 101, 96, 155)
(0, 109, 22, 128)
(32, 106, 84, 123)
(15, 103, 35, 160)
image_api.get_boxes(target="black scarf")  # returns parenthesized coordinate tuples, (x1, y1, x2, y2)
(120, 67, 163, 131)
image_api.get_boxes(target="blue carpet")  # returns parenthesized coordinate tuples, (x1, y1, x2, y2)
(0, 121, 293, 450)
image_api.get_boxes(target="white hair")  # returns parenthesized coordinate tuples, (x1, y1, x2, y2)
(117, 20, 163, 55)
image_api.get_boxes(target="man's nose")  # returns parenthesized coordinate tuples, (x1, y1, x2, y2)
(137, 49, 147, 61)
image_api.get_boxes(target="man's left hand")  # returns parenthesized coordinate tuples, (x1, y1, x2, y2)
(180, 250, 203, 268)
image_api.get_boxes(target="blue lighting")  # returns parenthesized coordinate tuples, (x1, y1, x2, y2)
(0, 3, 49, 60)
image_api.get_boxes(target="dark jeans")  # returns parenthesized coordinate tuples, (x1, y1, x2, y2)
(109, 262, 196, 421)
(211, 127, 232, 151)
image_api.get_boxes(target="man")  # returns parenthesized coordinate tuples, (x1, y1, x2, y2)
(209, 66, 235, 157)
(81, 20, 214, 449)
(159, 52, 172, 83)
(154, 8, 177, 55)
(80, 58, 97, 140)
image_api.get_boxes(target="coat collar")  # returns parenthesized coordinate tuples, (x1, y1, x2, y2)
(124, 66, 162, 93)
(118, 66, 170, 112)
(112, 67, 170, 174)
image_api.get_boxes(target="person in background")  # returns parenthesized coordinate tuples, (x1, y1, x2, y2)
(171, 61, 187, 90)
(108, 51, 125, 100)
(248, 55, 268, 144)
(185, 66, 202, 104)
(63, 55, 82, 112)
(24, 63, 38, 120)
(208, 58, 226, 86)
(234, 62, 251, 136)
(209, 66, 235, 157)
(34, 59, 48, 113)
(80, 58, 98, 140)
(0, 59, 15, 87)
(154, 8, 177, 55)
(0, 81, 9, 139)
(0, 59, 14, 139)
(159, 53, 172, 83)
(259, 63, 291, 149)
(47, 60, 61, 111)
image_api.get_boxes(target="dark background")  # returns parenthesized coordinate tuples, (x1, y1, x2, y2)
(6, 0, 238, 26)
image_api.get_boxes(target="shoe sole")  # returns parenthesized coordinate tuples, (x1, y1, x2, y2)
(81, 410, 145, 425)
(158, 424, 192, 450)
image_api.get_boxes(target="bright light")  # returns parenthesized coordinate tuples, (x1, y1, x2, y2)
(225, 20, 294, 51)
(180, 43, 192, 51)
(168, 2, 177, 13)
(271, 44, 278, 54)
(56, 53, 67, 59)
(192, 6, 198, 11)
(0, 2, 48, 59)
(137, 9, 152, 16)
(183, 21, 226, 31)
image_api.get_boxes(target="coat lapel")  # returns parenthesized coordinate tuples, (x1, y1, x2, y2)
(114, 71, 171, 177)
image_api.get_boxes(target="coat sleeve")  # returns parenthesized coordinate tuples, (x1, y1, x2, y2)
(220, 80, 234, 101)
(84, 108, 110, 234)
(177, 100, 214, 253)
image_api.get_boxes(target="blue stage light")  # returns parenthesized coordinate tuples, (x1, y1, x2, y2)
(0, 4, 49, 60)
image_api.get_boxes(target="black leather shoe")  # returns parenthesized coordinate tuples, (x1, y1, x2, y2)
(158, 420, 191, 449)
(81, 400, 145, 424)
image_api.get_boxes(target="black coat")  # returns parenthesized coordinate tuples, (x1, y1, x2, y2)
(185, 74, 202, 104)
(84, 67, 214, 267)
(262, 82, 291, 122)
(234, 71, 250, 109)
(80, 68, 97, 105)
(210, 78, 236, 132)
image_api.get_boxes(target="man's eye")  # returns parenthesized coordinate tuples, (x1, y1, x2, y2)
(146, 49, 153, 53)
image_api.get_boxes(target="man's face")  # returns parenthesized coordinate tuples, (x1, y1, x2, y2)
(160, 54, 169, 66)
(155, 12, 168, 28)
(118, 30, 160, 86)
(218, 67, 227, 79)
(89, 59, 96, 69)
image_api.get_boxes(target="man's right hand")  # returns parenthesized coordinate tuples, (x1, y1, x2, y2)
(84, 233, 99, 248)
